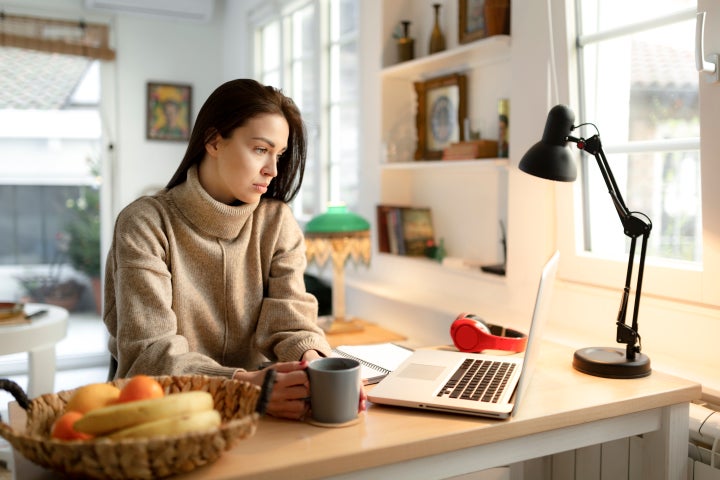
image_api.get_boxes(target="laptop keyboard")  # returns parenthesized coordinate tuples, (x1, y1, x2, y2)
(437, 358, 516, 403)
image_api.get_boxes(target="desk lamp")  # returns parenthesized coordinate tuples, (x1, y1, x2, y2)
(305, 204, 371, 333)
(519, 104, 652, 379)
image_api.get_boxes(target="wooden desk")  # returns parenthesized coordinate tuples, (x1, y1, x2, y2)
(324, 318, 406, 347)
(9, 340, 700, 480)
(0, 304, 68, 397)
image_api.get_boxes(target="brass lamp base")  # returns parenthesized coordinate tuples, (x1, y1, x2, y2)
(318, 315, 365, 334)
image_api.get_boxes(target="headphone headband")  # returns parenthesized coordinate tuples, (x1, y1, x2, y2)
(450, 313, 527, 353)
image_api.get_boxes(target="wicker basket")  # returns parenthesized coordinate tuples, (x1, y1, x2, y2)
(0, 373, 274, 479)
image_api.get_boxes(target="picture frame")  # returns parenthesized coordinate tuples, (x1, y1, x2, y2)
(459, 0, 486, 44)
(414, 73, 467, 160)
(146, 82, 192, 141)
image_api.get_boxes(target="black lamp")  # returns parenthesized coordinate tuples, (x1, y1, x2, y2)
(519, 105, 652, 379)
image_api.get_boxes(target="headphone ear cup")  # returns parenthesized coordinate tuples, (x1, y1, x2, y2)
(451, 315, 491, 352)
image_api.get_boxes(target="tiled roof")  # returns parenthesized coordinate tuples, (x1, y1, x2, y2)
(631, 40, 696, 91)
(0, 46, 89, 109)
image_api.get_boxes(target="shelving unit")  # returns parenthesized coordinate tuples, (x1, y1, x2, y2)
(378, 10, 512, 268)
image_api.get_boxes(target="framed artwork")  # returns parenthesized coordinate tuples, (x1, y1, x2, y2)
(146, 82, 192, 141)
(414, 73, 467, 160)
(459, 0, 486, 44)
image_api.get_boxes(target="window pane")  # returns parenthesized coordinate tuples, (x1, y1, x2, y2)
(579, 0, 694, 35)
(584, 149, 701, 262)
(262, 22, 281, 71)
(337, 105, 359, 206)
(330, 40, 358, 103)
(578, 1, 700, 264)
(292, 6, 315, 58)
(338, 0, 359, 37)
(581, 20, 699, 143)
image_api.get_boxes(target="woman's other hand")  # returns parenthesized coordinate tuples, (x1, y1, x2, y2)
(302, 350, 367, 414)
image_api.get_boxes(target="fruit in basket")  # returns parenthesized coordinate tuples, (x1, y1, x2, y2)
(109, 408, 222, 439)
(51, 411, 94, 440)
(74, 390, 215, 436)
(65, 383, 121, 414)
(117, 374, 165, 403)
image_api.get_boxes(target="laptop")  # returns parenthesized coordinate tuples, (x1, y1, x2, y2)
(368, 250, 559, 419)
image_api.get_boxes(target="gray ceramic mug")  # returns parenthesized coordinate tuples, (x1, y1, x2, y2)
(307, 357, 361, 424)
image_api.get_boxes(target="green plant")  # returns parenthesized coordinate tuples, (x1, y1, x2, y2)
(65, 185, 101, 278)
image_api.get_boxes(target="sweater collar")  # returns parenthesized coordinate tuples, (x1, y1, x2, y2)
(169, 165, 258, 240)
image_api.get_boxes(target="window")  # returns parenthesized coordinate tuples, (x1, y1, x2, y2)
(555, 0, 719, 305)
(576, 0, 699, 264)
(0, 46, 102, 311)
(253, 0, 360, 220)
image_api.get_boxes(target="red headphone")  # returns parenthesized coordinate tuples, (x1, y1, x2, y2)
(450, 313, 527, 353)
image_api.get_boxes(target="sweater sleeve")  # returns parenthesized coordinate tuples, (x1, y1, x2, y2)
(253, 204, 333, 362)
(106, 199, 237, 379)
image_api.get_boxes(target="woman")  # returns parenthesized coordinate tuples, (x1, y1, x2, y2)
(104, 79, 359, 420)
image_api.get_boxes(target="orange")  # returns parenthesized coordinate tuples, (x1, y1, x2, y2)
(66, 383, 121, 414)
(117, 374, 165, 403)
(51, 411, 93, 440)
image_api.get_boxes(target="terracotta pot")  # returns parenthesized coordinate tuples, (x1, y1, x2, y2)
(485, 0, 510, 37)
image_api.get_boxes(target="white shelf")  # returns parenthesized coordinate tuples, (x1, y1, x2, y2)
(381, 158, 509, 171)
(381, 35, 511, 81)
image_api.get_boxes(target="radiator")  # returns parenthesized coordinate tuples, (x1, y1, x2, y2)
(519, 401, 720, 480)
(689, 402, 720, 480)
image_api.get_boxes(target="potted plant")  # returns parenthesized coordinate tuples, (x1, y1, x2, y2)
(16, 232, 85, 311)
(65, 185, 102, 313)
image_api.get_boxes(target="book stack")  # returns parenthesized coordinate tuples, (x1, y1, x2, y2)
(376, 205, 435, 256)
(442, 140, 499, 160)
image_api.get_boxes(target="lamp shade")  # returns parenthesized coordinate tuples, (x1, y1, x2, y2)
(519, 104, 578, 182)
(305, 204, 370, 234)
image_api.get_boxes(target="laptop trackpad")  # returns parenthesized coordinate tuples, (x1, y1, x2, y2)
(398, 363, 445, 381)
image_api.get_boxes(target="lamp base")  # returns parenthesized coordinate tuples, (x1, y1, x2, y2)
(318, 315, 365, 335)
(572, 347, 651, 379)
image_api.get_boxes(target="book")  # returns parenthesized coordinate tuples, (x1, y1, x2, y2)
(399, 207, 434, 256)
(376, 205, 435, 257)
(331, 342, 414, 385)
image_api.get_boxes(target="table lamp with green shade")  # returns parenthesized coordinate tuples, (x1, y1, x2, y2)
(305, 204, 371, 334)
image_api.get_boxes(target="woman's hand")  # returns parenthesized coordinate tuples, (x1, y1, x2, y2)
(235, 362, 311, 420)
(235, 356, 367, 420)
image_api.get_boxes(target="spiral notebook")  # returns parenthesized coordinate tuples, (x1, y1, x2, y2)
(331, 342, 414, 385)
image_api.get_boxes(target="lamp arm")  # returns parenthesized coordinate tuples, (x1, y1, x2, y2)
(569, 134, 652, 360)
(569, 135, 631, 221)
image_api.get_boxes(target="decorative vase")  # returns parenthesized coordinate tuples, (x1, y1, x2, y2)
(397, 20, 415, 62)
(484, 0, 511, 37)
(429, 3, 446, 54)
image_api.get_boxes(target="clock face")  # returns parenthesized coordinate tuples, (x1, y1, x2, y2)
(427, 88, 459, 151)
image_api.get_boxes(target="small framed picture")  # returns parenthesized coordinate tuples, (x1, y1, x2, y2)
(414, 73, 467, 160)
(459, 0, 486, 44)
(146, 82, 192, 141)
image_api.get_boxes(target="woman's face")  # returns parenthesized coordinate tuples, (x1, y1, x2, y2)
(200, 113, 289, 205)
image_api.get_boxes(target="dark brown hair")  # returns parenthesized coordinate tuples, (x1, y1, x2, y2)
(166, 79, 307, 203)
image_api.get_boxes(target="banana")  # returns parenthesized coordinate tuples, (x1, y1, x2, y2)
(108, 409, 221, 439)
(74, 391, 214, 436)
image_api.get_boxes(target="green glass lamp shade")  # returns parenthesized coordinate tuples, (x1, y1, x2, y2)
(519, 104, 578, 182)
(305, 205, 370, 234)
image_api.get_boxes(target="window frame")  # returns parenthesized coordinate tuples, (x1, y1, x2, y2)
(555, 0, 717, 307)
(250, 0, 360, 223)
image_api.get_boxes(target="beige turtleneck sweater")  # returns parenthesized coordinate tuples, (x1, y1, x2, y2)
(104, 165, 331, 379)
